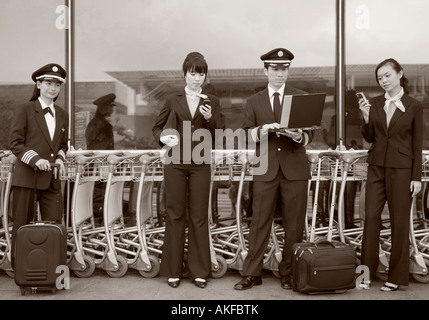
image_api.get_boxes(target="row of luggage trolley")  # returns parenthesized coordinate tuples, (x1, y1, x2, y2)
(1, 149, 429, 284)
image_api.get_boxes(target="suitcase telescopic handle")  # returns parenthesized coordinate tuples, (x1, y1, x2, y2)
(32, 163, 61, 222)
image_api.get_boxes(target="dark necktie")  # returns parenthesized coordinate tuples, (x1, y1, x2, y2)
(43, 107, 54, 117)
(273, 92, 281, 122)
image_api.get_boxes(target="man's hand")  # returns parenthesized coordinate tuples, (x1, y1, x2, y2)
(278, 128, 303, 141)
(261, 123, 280, 135)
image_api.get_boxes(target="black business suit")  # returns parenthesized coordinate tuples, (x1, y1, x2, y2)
(152, 91, 221, 280)
(361, 93, 423, 285)
(242, 86, 314, 278)
(9, 99, 69, 260)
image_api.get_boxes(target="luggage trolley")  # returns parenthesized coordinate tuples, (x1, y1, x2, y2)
(0, 152, 15, 277)
(90, 151, 145, 278)
(398, 152, 429, 283)
(209, 150, 254, 275)
(111, 151, 163, 278)
(307, 151, 343, 243)
(335, 150, 369, 241)
(66, 151, 117, 277)
(208, 150, 251, 278)
(306, 150, 332, 239)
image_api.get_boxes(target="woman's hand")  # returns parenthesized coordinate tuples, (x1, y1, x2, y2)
(160, 134, 179, 147)
(199, 104, 212, 120)
(55, 158, 65, 178)
(410, 181, 422, 198)
(358, 99, 371, 124)
(35, 159, 51, 171)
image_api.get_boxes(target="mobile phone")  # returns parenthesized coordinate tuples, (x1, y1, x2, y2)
(355, 92, 367, 103)
(203, 98, 211, 105)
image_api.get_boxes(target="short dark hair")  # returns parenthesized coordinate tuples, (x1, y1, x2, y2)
(375, 58, 409, 94)
(182, 52, 208, 76)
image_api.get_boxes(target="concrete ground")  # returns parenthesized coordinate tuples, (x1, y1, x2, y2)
(0, 266, 428, 301)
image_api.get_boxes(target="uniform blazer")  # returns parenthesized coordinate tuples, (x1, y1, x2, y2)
(243, 86, 314, 182)
(152, 91, 222, 163)
(361, 93, 423, 181)
(9, 99, 69, 190)
(85, 113, 114, 150)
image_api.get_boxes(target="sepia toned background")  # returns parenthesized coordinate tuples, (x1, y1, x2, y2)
(1, 0, 428, 151)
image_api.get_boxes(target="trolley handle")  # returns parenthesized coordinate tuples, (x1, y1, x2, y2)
(318, 151, 342, 160)
(139, 153, 160, 165)
(3, 154, 17, 165)
(106, 152, 142, 165)
(74, 151, 115, 165)
(306, 152, 320, 164)
(341, 152, 368, 164)
(0, 151, 10, 160)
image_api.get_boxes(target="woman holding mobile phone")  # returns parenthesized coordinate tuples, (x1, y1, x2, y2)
(152, 52, 221, 289)
(359, 58, 423, 292)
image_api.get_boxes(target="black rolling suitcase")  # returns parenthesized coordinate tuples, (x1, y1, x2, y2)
(291, 152, 357, 294)
(291, 240, 357, 294)
(14, 166, 67, 295)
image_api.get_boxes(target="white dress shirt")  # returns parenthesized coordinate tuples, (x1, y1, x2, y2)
(38, 97, 55, 140)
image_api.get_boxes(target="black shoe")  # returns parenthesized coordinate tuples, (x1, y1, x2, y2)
(167, 278, 180, 288)
(194, 279, 207, 288)
(281, 276, 292, 289)
(234, 276, 262, 290)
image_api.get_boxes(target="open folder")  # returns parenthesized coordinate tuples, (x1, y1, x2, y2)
(272, 93, 326, 131)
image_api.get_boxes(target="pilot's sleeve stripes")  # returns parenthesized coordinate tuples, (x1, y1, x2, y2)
(21, 150, 38, 165)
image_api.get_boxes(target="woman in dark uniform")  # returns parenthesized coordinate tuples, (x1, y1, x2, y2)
(8, 63, 69, 264)
(152, 52, 221, 288)
(359, 58, 423, 291)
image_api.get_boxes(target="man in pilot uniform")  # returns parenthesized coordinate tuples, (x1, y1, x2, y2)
(85, 93, 116, 220)
(234, 48, 314, 290)
(85, 93, 116, 150)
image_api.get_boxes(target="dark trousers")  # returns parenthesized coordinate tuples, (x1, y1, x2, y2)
(243, 170, 308, 277)
(160, 163, 211, 280)
(361, 165, 412, 285)
(11, 181, 63, 263)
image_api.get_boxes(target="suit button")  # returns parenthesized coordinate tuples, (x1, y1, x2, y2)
(51, 153, 54, 157)
(277, 148, 281, 152)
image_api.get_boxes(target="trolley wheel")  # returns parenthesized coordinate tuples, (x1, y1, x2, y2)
(139, 255, 160, 278)
(106, 255, 128, 278)
(211, 255, 227, 278)
(412, 272, 429, 283)
(73, 255, 96, 278)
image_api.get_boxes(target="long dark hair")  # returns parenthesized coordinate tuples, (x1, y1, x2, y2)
(375, 58, 409, 94)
